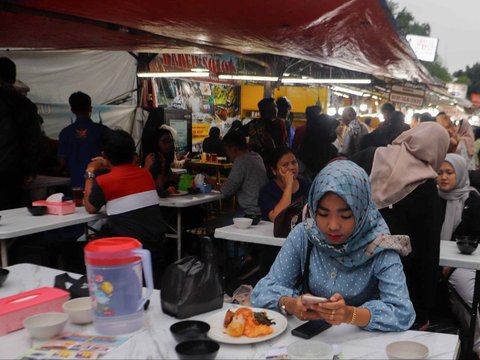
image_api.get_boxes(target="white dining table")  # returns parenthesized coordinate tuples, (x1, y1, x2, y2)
(0, 263, 459, 359)
(0, 207, 105, 267)
(214, 221, 283, 246)
(214, 226, 472, 357)
(440, 240, 480, 358)
(159, 191, 223, 259)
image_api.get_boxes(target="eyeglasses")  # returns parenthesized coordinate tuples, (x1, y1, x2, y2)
(160, 138, 174, 144)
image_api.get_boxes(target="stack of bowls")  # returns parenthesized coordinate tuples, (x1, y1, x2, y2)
(170, 320, 219, 360)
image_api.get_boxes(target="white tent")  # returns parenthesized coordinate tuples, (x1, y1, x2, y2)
(0, 50, 146, 143)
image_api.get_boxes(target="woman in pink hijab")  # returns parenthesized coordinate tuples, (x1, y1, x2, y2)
(350, 122, 450, 331)
(456, 119, 476, 170)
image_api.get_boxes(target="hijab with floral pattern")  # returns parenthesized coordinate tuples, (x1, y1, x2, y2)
(304, 159, 410, 268)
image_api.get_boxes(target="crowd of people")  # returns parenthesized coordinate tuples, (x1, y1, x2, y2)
(3, 55, 480, 354)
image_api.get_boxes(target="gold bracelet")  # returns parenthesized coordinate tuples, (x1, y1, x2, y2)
(349, 306, 357, 325)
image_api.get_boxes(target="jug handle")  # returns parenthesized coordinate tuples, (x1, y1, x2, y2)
(132, 249, 154, 311)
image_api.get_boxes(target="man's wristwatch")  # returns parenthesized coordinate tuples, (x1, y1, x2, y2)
(84, 170, 96, 179)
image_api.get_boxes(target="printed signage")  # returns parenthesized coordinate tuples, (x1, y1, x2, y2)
(406, 35, 439, 62)
(447, 83, 468, 99)
(389, 85, 425, 107)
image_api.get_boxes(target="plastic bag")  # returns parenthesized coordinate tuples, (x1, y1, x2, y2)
(160, 237, 223, 319)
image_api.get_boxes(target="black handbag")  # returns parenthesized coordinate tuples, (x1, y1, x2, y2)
(54, 273, 89, 299)
(273, 198, 304, 238)
(160, 237, 223, 319)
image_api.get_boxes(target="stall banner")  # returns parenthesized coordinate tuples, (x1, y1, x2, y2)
(389, 85, 425, 107)
(148, 77, 239, 152)
(155, 53, 239, 74)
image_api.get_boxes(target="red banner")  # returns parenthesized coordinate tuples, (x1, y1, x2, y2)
(471, 93, 480, 106)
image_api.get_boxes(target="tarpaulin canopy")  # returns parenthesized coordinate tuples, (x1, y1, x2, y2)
(0, 0, 435, 84)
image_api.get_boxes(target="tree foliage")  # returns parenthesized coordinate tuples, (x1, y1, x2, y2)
(454, 65, 480, 96)
(387, 1, 451, 83)
(423, 61, 452, 82)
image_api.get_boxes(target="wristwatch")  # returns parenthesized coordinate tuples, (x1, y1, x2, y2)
(279, 297, 289, 316)
(84, 170, 96, 179)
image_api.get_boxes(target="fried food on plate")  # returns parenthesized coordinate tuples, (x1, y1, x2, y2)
(223, 307, 275, 338)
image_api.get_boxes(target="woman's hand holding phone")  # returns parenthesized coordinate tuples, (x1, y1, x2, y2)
(315, 293, 350, 325)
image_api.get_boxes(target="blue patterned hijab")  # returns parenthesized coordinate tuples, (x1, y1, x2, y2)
(304, 160, 395, 267)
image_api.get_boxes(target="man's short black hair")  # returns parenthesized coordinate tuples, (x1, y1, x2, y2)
(419, 112, 435, 123)
(69, 91, 92, 114)
(0, 57, 16, 84)
(257, 97, 276, 119)
(380, 102, 395, 114)
(103, 129, 135, 165)
(209, 126, 220, 138)
(276, 96, 291, 118)
(305, 105, 322, 120)
(222, 131, 247, 150)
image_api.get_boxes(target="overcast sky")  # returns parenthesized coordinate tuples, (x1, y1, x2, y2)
(394, 0, 480, 73)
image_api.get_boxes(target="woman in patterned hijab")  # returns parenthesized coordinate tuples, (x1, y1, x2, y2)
(304, 159, 409, 267)
(251, 160, 415, 331)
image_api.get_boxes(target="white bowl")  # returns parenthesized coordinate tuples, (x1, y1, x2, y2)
(287, 340, 334, 359)
(23, 312, 68, 339)
(386, 340, 429, 359)
(62, 297, 93, 324)
(233, 217, 253, 229)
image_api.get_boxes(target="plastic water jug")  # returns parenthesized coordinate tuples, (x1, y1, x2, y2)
(84, 237, 153, 335)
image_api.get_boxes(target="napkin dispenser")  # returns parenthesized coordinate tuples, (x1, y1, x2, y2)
(0, 287, 70, 335)
(32, 200, 75, 215)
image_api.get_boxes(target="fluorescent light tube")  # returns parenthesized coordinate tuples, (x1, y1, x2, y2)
(330, 86, 364, 96)
(137, 72, 210, 78)
(218, 74, 279, 81)
(281, 78, 371, 84)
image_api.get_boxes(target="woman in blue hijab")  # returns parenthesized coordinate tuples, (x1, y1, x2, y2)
(251, 160, 415, 331)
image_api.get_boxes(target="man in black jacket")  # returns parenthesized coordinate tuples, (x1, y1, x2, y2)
(0, 57, 41, 210)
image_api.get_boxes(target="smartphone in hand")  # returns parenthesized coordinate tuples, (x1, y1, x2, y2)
(302, 295, 329, 305)
(291, 319, 332, 339)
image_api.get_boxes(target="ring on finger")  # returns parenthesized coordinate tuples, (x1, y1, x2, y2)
(332, 309, 336, 316)
(300, 311, 304, 319)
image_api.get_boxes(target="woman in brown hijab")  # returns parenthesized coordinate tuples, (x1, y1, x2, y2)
(350, 122, 450, 330)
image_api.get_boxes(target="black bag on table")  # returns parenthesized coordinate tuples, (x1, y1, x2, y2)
(54, 273, 89, 298)
(273, 198, 304, 238)
(160, 237, 223, 319)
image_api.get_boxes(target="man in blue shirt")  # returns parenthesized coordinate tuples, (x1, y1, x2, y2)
(58, 92, 110, 188)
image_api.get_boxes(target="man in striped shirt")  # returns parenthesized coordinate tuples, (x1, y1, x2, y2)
(84, 129, 166, 286)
